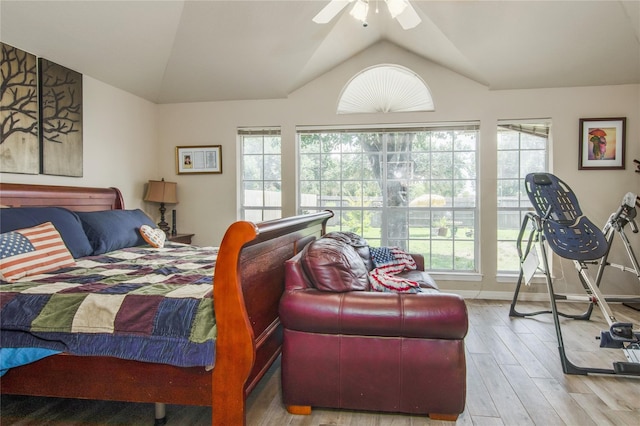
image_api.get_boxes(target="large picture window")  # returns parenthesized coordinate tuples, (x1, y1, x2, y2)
(298, 124, 478, 272)
(239, 128, 282, 222)
(497, 120, 550, 273)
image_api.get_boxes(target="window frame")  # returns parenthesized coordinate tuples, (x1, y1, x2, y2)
(239, 127, 282, 222)
(496, 119, 551, 274)
(297, 122, 480, 274)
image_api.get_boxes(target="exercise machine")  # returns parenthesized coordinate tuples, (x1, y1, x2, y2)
(509, 172, 640, 376)
(595, 191, 640, 311)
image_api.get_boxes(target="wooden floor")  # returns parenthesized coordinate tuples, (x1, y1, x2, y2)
(2, 300, 639, 425)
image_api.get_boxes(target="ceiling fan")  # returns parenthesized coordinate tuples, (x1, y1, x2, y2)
(313, 0, 421, 30)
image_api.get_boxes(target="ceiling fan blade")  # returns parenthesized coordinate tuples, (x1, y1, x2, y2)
(395, 1, 421, 29)
(312, 0, 353, 24)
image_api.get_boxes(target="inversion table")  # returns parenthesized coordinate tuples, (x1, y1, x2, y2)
(509, 172, 640, 376)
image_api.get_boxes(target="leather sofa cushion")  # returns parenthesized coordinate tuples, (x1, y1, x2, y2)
(280, 290, 468, 339)
(301, 238, 369, 292)
(322, 231, 367, 247)
(323, 231, 373, 270)
(398, 269, 439, 290)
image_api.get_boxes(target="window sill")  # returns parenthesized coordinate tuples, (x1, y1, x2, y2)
(496, 273, 547, 285)
(428, 272, 483, 282)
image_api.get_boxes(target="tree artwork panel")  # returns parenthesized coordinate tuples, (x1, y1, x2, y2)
(39, 58, 83, 176)
(0, 43, 39, 174)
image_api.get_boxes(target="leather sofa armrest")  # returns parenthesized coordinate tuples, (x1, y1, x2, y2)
(410, 253, 425, 271)
(279, 289, 468, 340)
(284, 251, 312, 291)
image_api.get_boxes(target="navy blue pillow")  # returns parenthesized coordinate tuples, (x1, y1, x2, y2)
(0, 207, 93, 258)
(76, 209, 156, 255)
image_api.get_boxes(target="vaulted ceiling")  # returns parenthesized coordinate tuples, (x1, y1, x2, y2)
(2, 1, 639, 104)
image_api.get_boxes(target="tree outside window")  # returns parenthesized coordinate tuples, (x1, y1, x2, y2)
(298, 125, 478, 272)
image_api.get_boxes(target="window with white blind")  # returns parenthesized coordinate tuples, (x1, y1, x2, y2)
(298, 123, 479, 272)
(239, 128, 282, 222)
(497, 120, 550, 273)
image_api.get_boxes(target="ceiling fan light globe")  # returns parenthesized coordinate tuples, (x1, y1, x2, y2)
(386, 0, 408, 18)
(350, 0, 369, 23)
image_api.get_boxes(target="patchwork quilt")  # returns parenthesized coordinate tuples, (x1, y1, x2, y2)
(0, 243, 218, 368)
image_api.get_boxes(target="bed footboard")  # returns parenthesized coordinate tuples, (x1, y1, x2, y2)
(212, 211, 332, 425)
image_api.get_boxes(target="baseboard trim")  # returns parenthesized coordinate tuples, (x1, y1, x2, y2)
(450, 290, 549, 301)
(450, 290, 638, 303)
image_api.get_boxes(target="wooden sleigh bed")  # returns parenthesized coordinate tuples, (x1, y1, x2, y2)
(0, 182, 332, 425)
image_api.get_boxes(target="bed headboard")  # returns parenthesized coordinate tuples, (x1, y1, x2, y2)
(0, 183, 125, 212)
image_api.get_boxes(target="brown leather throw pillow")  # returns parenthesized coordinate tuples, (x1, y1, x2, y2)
(301, 238, 369, 292)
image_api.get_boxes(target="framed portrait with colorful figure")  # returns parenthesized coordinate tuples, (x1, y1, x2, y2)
(579, 117, 626, 170)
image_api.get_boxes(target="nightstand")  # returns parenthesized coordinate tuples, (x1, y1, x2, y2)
(168, 233, 194, 244)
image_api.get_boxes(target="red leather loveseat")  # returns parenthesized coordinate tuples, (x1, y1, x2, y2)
(279, 232, 468, 420)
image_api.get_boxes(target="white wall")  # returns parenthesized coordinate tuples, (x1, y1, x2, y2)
(1, 76, 159, 212)
(158, 42, 640, 298)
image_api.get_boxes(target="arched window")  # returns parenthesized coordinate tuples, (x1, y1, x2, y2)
(337, 64, 434, 114)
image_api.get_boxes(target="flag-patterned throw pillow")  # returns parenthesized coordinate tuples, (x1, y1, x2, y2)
(139, 224, 166, 248)
(0, 222, 75, 283)
(369, 246, 421, 293)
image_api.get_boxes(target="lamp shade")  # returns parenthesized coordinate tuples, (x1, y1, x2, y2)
(144, 180, 178, 204)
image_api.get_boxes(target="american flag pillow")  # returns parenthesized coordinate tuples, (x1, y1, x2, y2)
(0, 222, 75, 283)
(369, 246, 421, 293)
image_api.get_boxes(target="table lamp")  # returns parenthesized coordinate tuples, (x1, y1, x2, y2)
(143, 178, 178, 235)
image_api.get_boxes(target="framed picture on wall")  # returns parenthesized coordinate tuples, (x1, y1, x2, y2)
(39, 58, 83, 177)
(176, 145, 222, 174)
(0, 43, 39, 174)
(578, 117, 626, 170)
